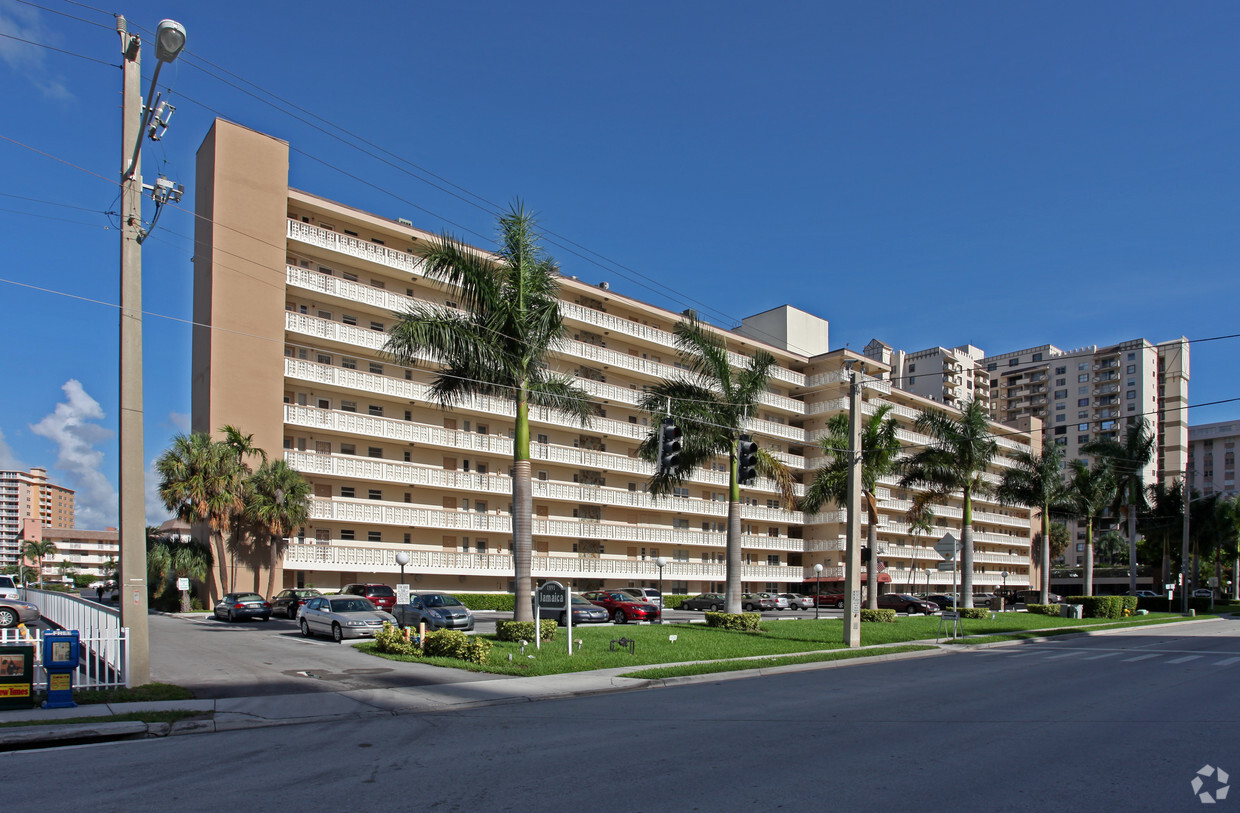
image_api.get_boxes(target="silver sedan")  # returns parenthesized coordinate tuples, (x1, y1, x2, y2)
(0, 598, 40, 628)
(299, 596, 396, 643)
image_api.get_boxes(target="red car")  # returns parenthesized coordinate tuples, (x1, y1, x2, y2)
(815, 593, 847, 608)
(341, 583, 397, 612)
(580, 590, 661, 624)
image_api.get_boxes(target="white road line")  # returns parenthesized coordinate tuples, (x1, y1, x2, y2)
(1082, 652, 1119, 661)
(1214, 657, 1240, 666)
(1167, 655, 1202, 664)
(1044, 652, 1080, 660)
(1123, 654, 1160, 662)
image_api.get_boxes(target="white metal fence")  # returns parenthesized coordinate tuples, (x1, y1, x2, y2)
(3, 588, 130, 689)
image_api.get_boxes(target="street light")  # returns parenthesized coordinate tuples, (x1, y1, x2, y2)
(813, 563, 824, 620)
(395, 551, 410, 585)
(655, 557, 667, 624)
(116, 14, 186, 689)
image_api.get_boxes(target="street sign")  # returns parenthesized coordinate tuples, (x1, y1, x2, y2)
(936, 561, 957, 571)
(176, 577, 189, 591)
(934, 532, 959, 560)
(1208, 577, 1219, 587)
(396, 584, 410, 606)
(537, 581, 567, 610)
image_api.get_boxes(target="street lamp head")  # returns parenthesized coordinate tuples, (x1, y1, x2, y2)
(655, 556, 668, 568)
(813, 563, 824, 574)
(155, 20, 187, 62)
(395, 552, 410, 567)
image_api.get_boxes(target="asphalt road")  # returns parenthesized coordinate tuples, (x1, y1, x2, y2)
(9, 618, 1238, 811)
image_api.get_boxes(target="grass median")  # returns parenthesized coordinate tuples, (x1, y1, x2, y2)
(358, 610, 1196, 677)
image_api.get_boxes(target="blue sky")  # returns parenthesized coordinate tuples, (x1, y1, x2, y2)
(0, 0, 1236, 528)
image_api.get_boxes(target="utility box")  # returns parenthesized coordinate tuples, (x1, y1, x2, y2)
(1060, 604, 1083, 619)
(0, 644, 35, 710)
(42, 630, 80, 709)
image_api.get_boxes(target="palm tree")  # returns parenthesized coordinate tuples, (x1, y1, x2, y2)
(219, 425, 268, 589)
(1083, 419, 1155, 593)
(148, 533, 213, 612)
(246, 460, 313, 601)
(637, 313, 795, 614)
(801, 404, 903, 609)
(996, 438, 1070, 604)
(1063, 460, 1118, 596)
(384, 204, 593, 622)
(21, 538, 58, 589)
(909, 513, 934, 594)
(898, 400, 998, 608)
(156, 432, 246, 600)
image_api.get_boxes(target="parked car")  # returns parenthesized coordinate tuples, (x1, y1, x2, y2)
(299, 595, 396, 642)
(971, 593, 998, 608)
(0, 575, 18, 600)
(213, 592, 272, 622)
(924, 594, 958, 610)
(759, 593, 791, 610)
(1193, 588, 1214, 598)
(270, 588, 323, 620)
(1125, 590, 1161, 599)
(615, 587, 663, 608)
(741, 593, 776, 612)
(1017, 590, 1063, 604)
(815, 593, 847, 609)
(780, 593, 816, 610)
(877, 594, 939, 615)
(390, 592, 475, 631)
(580, 590, 661, 624)
(341, 583, 397, 612)
(681, 593, 726, 611)
(0, 597, 40, 628)
(539, 594, 609, 625)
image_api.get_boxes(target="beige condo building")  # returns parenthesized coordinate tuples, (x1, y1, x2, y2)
(0, 467, 75, 566)
(191, 119, 1035, 599)
(1188, 420, 1240, 499)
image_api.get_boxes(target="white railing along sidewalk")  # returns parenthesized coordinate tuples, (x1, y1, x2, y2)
(9, 588, 130, 689)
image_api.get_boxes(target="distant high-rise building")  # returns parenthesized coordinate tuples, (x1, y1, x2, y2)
(0, 467, 75, 565)
(1188, 420, 1239, 499)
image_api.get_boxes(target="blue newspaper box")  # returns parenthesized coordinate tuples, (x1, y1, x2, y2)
(42, 630, 79, 709)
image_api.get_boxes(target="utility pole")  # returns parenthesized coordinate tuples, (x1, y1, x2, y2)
(117, 15, 149, 687)
(844, 363, 862, 647)
(1181, 469, 1191, 614)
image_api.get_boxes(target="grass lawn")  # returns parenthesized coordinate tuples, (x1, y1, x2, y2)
(359, 611, 1198, 677)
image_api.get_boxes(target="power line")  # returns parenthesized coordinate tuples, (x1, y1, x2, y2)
(0, 31, 118, 67)
(11, 0, 112, 30)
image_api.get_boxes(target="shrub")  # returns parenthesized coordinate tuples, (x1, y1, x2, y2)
(1068, 596, 1128, 619)
(375, 622, 419, 656)
(495, 619, 557, 642)
(704, 612, 761, 631)
(423, 629, 492, 664)
(959, 608, 989, 620)
(662, 595, 687, 610)
(1027, 604, 1061, 616)
(453, 593, 515, 612)
(859, 609, 897, 623)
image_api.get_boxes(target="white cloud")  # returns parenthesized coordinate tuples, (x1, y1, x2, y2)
(168, 411, 191, 433)
(0, 428, 25, 471)
(0, 1, 75, 101)
(30, 380, 116, 528)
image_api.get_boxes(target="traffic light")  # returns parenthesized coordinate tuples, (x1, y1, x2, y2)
(737, 434, 758, 485)
(658, 418, 682, 473)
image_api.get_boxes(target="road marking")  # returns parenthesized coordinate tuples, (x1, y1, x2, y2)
(1214, 657, 1240, 666)
(1082, 652, 1119, 661)
(1123, 654, 1160, 662)
(1167, 655, 1202, 664)
(1044, 652, 1080, 660)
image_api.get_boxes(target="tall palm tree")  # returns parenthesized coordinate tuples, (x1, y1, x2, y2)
(21, 538, 58, 589)
(219, 425, 268, 588)
(898, 399, 998, 608)
(1142, 478, 1184, 587)
(801, 404, 903, 609)
(384, 204, 593, 622)
(1083, 419, 1155, 593)
(1064, 460, 1118, 596)
(908, 513, 934, 593)
(148, 533, 213, 612)
(637, 313, 795, 614)
(246, 460, 313, 601)
(156, 432, 246, 600)
(1218, 496, 1240, 602)
(996, 438, 1069, 604)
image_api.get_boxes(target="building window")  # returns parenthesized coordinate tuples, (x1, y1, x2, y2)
(1079, 424, 1089, 431)
(341, 401, 357, 412)
(1126, 391, 1136, 399)
(1032, 353, 1043, 361)
(1054, 390, 1067, 399)
(908, 363, 916, 373)
(341, 357, 357, 369)
(1009, 359, 1018, 366)
(1078, 374, 1089, 383)
(317, 353, 332, 365)
(340, 486, 355, 498)
(1054, 426, 1066, 436)
(1127, 364, 1136, 374)
(370, 363, 384, 375)
(370, 321, 384, 331)
(340, 443, 356, 455)
(537, 434, 548, 444)
(367, 531, 382, 542)
(342, 314, 357, 326)
(767, 555, 780, 566)
(368, 447, 383, 458)
(340, 529, 355, 541)
(909, 376, 915, 385)
(1078, 435, 1089, 444)
(1055, 366, 1066, 375)
(368, 489, 382, 500)
(987, 363, 997, 371)
(1078, 399, 1089, 407)
(1056, 414, 1066, 423)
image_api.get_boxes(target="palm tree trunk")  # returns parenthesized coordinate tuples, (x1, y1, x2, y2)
(180, 585, 192, 613)
(961, 490, 975, 607)
(1162, 538, 1170, 593)
(1084, 521, 1095, 596)
(725, 499, 742, 614)
(266, 534, 279, 602)
(212, 526, 229, 601)
(866, 506, 879, 610)
(1040, 509, 1051, 604)
(1127, 505, 1138, 594)
(512, 393, 533, 623)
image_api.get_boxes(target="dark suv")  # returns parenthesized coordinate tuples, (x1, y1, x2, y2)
(341, 583, 397, 612)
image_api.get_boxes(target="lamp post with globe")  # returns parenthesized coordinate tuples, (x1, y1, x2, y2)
(813, 563, 824, 620)
(655, 557, 667, 623)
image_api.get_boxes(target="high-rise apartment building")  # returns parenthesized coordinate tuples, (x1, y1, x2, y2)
(863, 341, 992, 411)
(0, 467, 75, 566)
(191, 119, 1035, 598)
(1188, 420, 1239, 499)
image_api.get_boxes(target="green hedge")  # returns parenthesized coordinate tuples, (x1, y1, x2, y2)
(860, 609, 897, 623)
(704, 612, 761, 631)
(1026, 604, 1061, 616)
(662, 594, 686, 609)
(454, 593, 516, 612)
(959, 608, 989, 620)
(495, 619, 557, 642)
(1066, 595, 1139, 619)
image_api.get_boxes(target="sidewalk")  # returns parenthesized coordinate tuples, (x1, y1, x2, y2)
(0, 613, 1216, 749)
